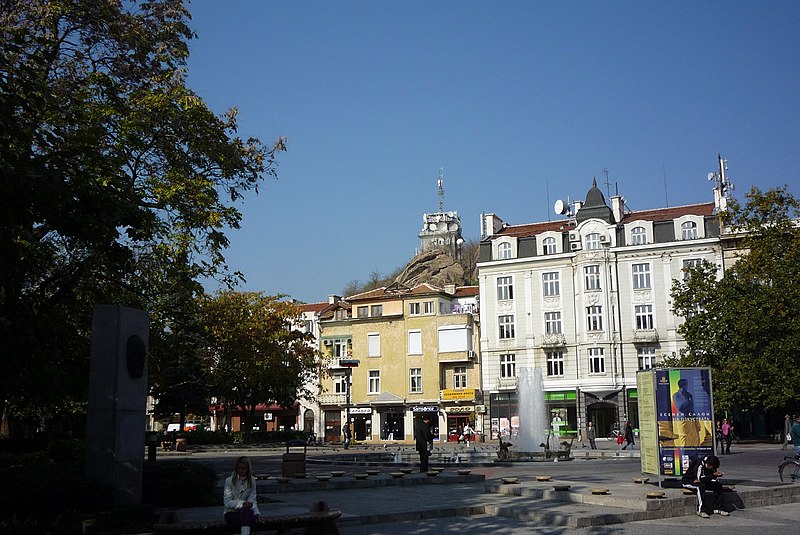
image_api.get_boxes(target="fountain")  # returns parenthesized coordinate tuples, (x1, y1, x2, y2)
(497, 367, 570, 461)
(393, 450, 402, 463)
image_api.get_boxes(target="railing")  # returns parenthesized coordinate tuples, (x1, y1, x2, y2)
(540, 333, 567, 347)
(317, 394, 346, 405)
(633, 329, 659, 343)
(496, 376, 518, 390)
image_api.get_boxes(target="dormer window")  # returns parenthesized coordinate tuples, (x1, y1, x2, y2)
(681, 221, 698, 240)
(585, 233, 601, 250)
(631, 226, 646, 245)
(542, 236, 557, 255)
(498, 242, 512, 259)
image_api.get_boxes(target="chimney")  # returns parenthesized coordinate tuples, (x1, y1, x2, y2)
(444, 284, 456, 295)
(480, 213, 505, 238)
(611, 196, 624, 223)
(573, 200, 582, 213)
(328, 295, 341, 305)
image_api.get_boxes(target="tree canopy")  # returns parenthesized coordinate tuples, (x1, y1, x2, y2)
(0, 0, 284, 436)
(671, 186, 800, 412)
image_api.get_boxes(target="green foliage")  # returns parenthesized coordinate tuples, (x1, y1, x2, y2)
(142, 460, 217, 507)
(0, 0, 284, 436)
(671, 186, 800, 411)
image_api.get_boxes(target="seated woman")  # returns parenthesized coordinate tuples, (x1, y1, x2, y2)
(223, 456, 262, 535)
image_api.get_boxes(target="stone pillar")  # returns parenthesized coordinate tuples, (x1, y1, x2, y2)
(85, 305, 149, 507)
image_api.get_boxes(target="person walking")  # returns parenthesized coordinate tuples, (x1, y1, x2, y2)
(587, 421, 597, 450)
(721, 418, 734, 454)
(791, 415, 800, 457)
(415, 414, 434, 472)
(462, 422, 473, 447)
(622, 421, 635, 450)
(783, 414, 792, 451)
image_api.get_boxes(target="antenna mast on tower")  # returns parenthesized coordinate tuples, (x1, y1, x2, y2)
(438, 168, 444, 212)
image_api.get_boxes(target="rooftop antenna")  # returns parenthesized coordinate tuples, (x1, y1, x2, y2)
(663, 164, 669, 207)
(708, 154, 734, 213)
(437, 167, 444, 212)
(603, 168, 611, 199)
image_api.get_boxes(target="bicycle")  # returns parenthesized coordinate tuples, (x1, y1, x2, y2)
(778, 454, 800, 483)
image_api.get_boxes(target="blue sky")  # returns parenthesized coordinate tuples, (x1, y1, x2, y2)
(185, 1, 800, 303)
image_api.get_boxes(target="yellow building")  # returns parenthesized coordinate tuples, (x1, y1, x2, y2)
(318, 283, 481, 444)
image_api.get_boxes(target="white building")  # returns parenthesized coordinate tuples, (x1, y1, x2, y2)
(477, 177, 729, 441)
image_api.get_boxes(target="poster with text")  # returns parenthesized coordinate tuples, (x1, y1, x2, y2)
(655, 368, 714, 476)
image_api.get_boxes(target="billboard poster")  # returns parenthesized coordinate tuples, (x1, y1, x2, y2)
(655, 368, 714, 476)
(635, 370, 660, 475)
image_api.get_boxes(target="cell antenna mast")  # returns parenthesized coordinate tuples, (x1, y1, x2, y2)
(438, 167, 444, 212)
(603, 168, 611, 199)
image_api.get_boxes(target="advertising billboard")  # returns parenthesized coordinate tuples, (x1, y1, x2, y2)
(638, 367, 714, 477)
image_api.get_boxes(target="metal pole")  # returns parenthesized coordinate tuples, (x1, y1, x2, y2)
(344, 367, 351, 449)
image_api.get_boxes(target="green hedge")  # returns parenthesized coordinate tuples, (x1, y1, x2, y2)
(181, 429, 307, 445)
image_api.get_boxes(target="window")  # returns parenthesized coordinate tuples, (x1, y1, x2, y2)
(497, 276, 513, 300)
(498, 242, 512, 259)
(546, 351, 564, 377)
(635, 304, 654, 330)
(544, 311, 562, 334)
(584, 265, 601, 290)
(585, 233, 601, 250)
(368, 333, 380, 357)
(334, 373, 347, 394)
(631, 226, 646, 245)
(542, 272, 560, 296)
(438, 325, 471, 352)
(368, 370, 380, 394)
(370, 304, 383, 317)
(334, 339, 348, 359)
(682, 258, 702, 281)
(632, 263, 651, 289)
(453, 366, 467, 388)
(542, 236, 557, 255)
(681, 221, 698, 240)
(409, 302, 420, 315)
(498, 315, 515, 339)
(409, 368, 422, 393)
(408, 330, 422, 355)
(638, 347, 657, 370)
(586, 306, 603, 331)
(500, 353, 516, 378)
(357, 306, 369, 318)
(423, 300, 435, 314)
(588, 347, 605, 373)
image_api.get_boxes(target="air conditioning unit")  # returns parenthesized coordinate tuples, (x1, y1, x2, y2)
(475, 405, 487, 414)
(323, 339, 332, 346)
(599, 234, 609, 244)
(570, 242, 582, 251)
(569, 231, 580, 242)
(467, 350, 477, 360)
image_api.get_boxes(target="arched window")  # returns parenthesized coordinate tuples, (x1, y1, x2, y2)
(681, 221, 698, 240)
(631, 226, 646, 245)
(585, 233, 601, 250)
(498, 242, 512, 259)
(542, 236, 557, 255)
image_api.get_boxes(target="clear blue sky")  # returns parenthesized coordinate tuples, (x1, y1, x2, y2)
(185, 1, 800, 303)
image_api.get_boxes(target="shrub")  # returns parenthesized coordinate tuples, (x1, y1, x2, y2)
(142, 460, 217, 507)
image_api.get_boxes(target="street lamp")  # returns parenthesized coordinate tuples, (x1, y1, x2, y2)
(340, 358, 360, 449)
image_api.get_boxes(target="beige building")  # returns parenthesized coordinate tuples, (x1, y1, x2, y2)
(317, 283, 481, 443)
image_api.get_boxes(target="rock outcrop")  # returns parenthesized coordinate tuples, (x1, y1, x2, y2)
(393, 249, 465, 288)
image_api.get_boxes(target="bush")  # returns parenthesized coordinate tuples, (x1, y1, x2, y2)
(47, 438, 85, 463)
(142, 460, 217, 507)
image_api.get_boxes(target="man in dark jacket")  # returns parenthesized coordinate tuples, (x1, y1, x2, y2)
(415, 415, 434, 472)
(681, 454, 730, 518)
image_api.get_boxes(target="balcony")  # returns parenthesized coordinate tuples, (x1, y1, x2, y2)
(438, 350, 476, 362)
(540, 333, 567, 347)
(317, 393, 346, 405)
(633, 329, 659, 343)
(496, 376, 518, 390)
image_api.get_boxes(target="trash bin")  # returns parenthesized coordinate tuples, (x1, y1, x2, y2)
(282, 439, 307, 477)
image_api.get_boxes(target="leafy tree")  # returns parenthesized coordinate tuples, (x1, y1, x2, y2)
(671, 186, 800, 412)
(200, 291, 321, 443)
(0, 0, 284, 437)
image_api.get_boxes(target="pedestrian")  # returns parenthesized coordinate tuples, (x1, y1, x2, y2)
(721, 418, 734, 454)
(782, 414, 792, 451)
(415, 414, 434, 472)
(715, 420, 723, 454)
(223, 456, 262, 535)
(791, 415, 800, 458)
(681, 454, 730, 518)
(462, 422, 473, 446)
(622, 421, 635, 450)
(587, 421, 597, 450)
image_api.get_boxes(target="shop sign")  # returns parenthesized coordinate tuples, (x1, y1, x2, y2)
(441, 388, 476, 401)
(544, 391, 577, 401)
(411, 405, 438, 412)
(445, 406, 474, 413)
(349, 407, 372, 414)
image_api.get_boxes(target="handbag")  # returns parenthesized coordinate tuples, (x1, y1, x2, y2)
(616, 434, 624, 445)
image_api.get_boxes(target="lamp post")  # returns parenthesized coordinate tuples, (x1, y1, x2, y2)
(340, 359, 360, 449)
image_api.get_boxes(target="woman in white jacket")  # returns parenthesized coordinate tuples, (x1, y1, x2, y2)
(223, 456, 262, 534)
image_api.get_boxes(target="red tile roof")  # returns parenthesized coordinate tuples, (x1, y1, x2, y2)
(299, 302, 329, 313)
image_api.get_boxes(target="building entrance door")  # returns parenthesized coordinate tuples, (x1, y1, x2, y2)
(588, 402, 618, 438)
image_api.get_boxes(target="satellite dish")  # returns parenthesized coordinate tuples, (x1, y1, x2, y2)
(428, 223, 437, 231)
(554, 199, 568, 216)
(708, 172, 715, 181)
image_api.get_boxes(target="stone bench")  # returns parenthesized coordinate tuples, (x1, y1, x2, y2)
(154, 502, 341, 535)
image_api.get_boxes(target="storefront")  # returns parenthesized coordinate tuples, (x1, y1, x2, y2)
(348, 407, 372, 442)
(545, 391, 577, 438)
(324, 410, 341, 443)
(411, 405, 440, 440)
(379, 407, 404, 440)
(441, 388, 477, 442)
(489, 392, 518, 440)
